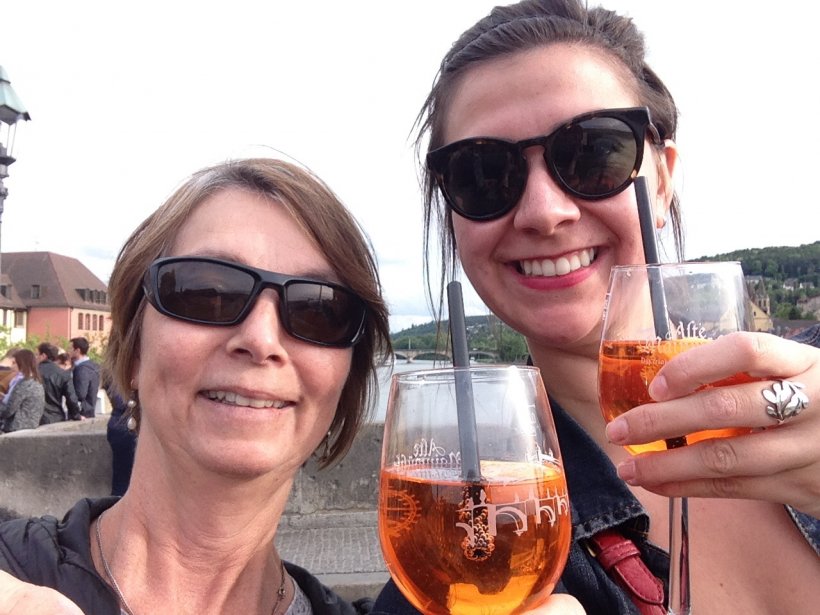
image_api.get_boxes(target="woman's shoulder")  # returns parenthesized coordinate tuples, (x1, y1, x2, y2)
(0, 498, 120, 613)
(0, 499, 99, 572)
(13, 378, 44, 396)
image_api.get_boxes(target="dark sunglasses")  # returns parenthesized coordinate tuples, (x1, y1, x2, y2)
(427, 107, 661, 221)
(143, 256, 367, 348)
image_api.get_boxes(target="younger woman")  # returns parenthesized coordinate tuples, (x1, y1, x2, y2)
(374, 1, 820, 613)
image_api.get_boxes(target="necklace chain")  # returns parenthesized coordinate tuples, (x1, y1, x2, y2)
(95, 510, 288, 615)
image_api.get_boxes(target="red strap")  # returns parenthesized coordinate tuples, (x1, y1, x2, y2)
(588, 529, 666, 615)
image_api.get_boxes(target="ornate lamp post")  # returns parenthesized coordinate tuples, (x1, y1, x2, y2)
(0, 65, 31, 274)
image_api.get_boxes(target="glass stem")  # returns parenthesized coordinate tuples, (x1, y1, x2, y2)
(667, 496, 691, 614)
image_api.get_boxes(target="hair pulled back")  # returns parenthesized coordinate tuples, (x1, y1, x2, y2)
(416, 0, 682, 312)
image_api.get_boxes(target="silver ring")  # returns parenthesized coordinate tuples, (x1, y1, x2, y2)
(762, 380, 809, 424)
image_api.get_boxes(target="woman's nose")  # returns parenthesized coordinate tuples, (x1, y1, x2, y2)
(226, 289, 290, 363)
(512, 149, 581, 234)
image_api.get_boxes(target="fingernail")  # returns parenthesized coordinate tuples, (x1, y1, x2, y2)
(606, 418, 628, 444)
(617, 459, 637, 484)
(648, 374, 668, 400)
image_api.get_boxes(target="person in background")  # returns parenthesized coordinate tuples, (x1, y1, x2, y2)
(103, 371, 136, 496)
(0, 349, 45, 433)
(373, 1, 820, 614)
(56, 353, 72, 371)
(0, 349, 20, 395)
(70, 337, 100, 419)
(36, 343, 81, 424)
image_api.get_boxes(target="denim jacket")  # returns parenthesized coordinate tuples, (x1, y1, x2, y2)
(784, 324, 820, 553)
(372, 325, 820, 614)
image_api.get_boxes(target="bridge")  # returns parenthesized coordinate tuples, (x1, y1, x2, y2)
(392, 349, 499, 363)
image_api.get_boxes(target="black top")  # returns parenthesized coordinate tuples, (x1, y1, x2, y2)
(0, 498, 371, 615)
(37, 360, 80, 421)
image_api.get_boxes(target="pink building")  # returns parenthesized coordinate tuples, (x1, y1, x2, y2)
(1, 251, 110, 349)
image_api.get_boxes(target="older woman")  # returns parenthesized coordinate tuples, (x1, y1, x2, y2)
(0, 158, 391, 614)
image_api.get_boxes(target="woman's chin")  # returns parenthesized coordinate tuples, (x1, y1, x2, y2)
(190, 439, 302, 482)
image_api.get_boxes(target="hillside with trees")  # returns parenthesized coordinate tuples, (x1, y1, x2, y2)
(695, 241, 820, 320)
(391, 314, 528, 363)
(391, 241, 820, 351)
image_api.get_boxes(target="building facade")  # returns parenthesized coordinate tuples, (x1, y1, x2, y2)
(1, 252, 110, 349)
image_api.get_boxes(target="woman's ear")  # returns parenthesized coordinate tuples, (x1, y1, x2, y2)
(655, 139, 678, 227)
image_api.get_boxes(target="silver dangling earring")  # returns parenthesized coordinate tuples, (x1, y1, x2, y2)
(125, 396, 138, 432)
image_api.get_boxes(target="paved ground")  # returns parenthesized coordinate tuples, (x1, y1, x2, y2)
(276, 511, 390, 602)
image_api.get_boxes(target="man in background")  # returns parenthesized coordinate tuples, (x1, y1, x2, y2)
(36, 343, 81, 424)
(70, 337, 100, 419)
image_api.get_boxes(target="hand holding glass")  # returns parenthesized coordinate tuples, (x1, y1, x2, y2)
(379, 366, 571, 615)
(598, 261, 757, 615)
(599, 261, 757, 453)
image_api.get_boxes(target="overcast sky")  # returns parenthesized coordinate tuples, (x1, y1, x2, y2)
(1, 1, 818, 332)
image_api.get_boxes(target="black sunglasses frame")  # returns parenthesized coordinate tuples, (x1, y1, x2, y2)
(143, 256, 367, 348)
(427, 107, 661, 221)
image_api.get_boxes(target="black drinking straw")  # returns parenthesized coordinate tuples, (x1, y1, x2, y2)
(447, 281, 482, 481)
(634, 177, 686, 448)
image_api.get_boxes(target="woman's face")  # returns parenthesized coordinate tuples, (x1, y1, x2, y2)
(135, 188, 352, 479)
(443, 44, 675, 354)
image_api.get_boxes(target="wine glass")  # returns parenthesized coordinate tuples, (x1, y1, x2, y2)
(379, 365, 571, 615)
(598, 261, 756, 615)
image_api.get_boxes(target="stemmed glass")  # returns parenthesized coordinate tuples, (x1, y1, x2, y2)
(379, 365, 571, 615)
(598, 261, 756, 615)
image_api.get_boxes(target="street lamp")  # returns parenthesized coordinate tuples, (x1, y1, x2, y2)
(0, 65, 31, 276)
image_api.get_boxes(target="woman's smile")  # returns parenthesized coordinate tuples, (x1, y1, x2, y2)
(203, 389, 291, 410)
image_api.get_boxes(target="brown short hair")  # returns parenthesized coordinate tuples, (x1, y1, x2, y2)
(106, 158, 391, 466)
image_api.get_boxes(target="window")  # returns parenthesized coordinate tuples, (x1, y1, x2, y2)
(78, 312, 84, 329)
(85, 314, 90, 330)
(14, 311, 24, 327)
(31, 284, 41, 299)
(0, 285, 7, 298)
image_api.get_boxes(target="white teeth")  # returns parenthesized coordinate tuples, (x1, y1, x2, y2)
(520, 248, 596, 277)
(205, 390, 284, 409)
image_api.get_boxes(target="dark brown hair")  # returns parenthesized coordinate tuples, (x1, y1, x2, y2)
(106, 158, 391, 467)
(416, 0, 682, 312)
(12, 349, 41, 382)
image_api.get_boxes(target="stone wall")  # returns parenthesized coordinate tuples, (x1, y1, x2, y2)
(0, 417, 383, 520)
